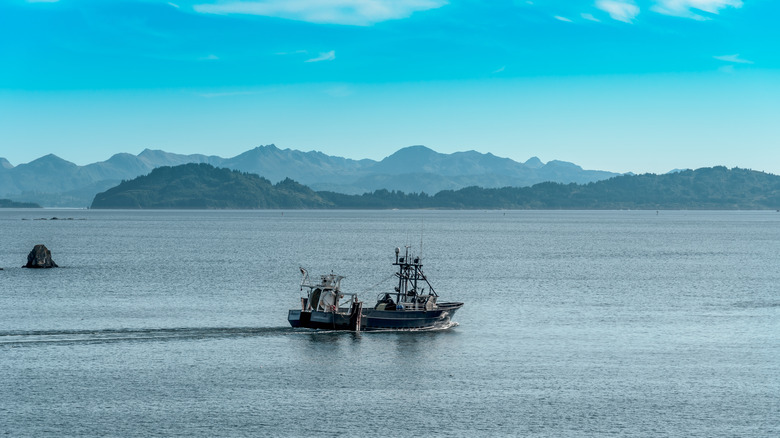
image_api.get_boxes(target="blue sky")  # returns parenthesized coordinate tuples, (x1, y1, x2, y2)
(1, 0, 778, 174)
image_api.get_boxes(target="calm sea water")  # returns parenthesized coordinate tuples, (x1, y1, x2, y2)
(1, 209, 778, 437)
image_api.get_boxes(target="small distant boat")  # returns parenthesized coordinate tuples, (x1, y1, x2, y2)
(288, 246, 463, 332)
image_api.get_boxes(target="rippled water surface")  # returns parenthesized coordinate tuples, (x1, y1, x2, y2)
(2, 210, 778, 436)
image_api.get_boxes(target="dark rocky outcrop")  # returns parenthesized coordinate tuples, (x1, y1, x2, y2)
(24, 244, 58, 268)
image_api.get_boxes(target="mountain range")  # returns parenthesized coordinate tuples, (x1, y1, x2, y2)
(1, 145, 619, 207)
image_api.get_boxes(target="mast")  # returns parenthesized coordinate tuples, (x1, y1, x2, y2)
(393, 246, 437, 305)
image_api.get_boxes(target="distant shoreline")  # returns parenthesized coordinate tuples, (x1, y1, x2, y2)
(0, 199, 41, 208)
(90, 164, 780, 211)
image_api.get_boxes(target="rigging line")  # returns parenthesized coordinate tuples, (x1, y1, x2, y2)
(361, 273, 396, 295)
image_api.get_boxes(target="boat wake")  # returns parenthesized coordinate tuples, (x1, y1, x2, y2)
(0, 326, 294, 347)
(367, 321, 460, 333)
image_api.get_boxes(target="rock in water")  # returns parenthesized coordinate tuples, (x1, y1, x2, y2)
(24, 244, 58, 268)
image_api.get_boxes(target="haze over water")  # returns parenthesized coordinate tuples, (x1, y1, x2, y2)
(2, 210, 778, 436)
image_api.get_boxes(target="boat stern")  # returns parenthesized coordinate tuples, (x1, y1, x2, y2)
(288, 309, 310, 328)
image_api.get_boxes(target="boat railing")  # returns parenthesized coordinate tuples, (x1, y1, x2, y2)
(300, 269, 344, 292)
(335, 293, 360, 313)
(374, 292, 438, 311)
(301, 270, 332, 290)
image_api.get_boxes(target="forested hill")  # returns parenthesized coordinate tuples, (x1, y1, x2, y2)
(354, 166, 780, 210)
(0, 198, 41, 208)
(335, 166, 780, 209)
(91, 164, 780, 210)
(90, 163, 334, 209)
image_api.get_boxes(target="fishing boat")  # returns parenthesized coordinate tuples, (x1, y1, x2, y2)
(288, 246, 463, 332)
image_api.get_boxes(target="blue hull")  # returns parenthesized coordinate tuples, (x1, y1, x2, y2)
(288, 302, 463, 331)
(288, 309, 355, 330)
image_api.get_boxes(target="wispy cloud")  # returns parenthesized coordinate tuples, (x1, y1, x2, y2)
(596, 0, 640, 23)
(554, 15, 572, 22)
(276, 50, 309, 56)
(714, 54, 753, 64)
(199, 54, 219, 61)
(168, 2, 180, 8)
(651, 0, 742, 20)
(193, 0, 448, 26)
(581, 13, 601, 22)
(714, 53, 752, 74)
(305, 50, 335, 63)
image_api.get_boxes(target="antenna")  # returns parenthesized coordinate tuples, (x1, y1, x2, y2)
(420, 216, 424, 260)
